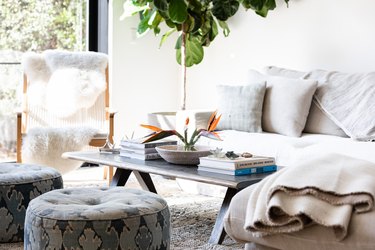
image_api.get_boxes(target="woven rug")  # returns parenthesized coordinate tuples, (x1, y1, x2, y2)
(0, 166, 244, 250)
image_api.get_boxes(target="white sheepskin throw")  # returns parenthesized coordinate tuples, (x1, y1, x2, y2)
(22, 126, 98, 174)
(46, 68, 106, 117)
(21, 50, 108, 117)
(43, 50, 108, 72)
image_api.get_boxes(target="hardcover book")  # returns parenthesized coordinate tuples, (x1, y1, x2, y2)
(119, 151, 161, 160)
(198, 165, 277, 176)
(120, 139, 177, 149)
(119, 146, 157, 154)
(198, 155, 276, 170)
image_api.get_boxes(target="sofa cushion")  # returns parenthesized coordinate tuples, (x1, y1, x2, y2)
(198, 130, 375, 167)
(216, 82, 266, 133)
(263, 66, 348, 137)
(248, 70, 317, 137)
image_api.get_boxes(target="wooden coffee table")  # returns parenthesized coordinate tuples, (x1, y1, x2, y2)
(63, 151, 274, 245)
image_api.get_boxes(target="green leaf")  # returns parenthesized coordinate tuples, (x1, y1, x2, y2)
(189, 11, 203, 34)
(212, 0, 239, 21)
(209, 18, 218, 41)
(120, 1, 149, 20)
(154, 0, 168, 12)
(169, 0, 188, 24)
(159, 28, 176, 48)
(218, 20, 230, 37)
(175, 34, 182, 49)
(137, 11, 152, 34)
(241, 0, 276, 17)
(176, 36, 204, 67)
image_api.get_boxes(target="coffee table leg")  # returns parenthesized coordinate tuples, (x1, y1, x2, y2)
(110, 168, 132, 187)
(133, 171, 158, 194)
(208, 187, 238, 245)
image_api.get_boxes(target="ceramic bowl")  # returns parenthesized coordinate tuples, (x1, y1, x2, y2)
(155, 145, 211, 165)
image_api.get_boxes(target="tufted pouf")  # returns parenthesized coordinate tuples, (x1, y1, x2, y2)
(0, 163, 63, 242)
(24, 187, 171, 250)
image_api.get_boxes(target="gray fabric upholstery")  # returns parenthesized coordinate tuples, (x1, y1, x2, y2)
(216, 82, 266, 133)
(24, 187, 171, 250)
(0, 163, 63, 243)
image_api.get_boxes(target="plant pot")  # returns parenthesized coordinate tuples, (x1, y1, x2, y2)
(156, 145, 211, 165)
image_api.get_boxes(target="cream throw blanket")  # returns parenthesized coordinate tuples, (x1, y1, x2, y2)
(244, 154, 375, 241)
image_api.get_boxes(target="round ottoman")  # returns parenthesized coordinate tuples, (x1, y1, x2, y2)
(24, 187, 171, 250)
(0, 163, 63, 242)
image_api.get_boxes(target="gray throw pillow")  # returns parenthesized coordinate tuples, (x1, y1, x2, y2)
(216, 82, 266, 132)
(248, 69, 318, 137)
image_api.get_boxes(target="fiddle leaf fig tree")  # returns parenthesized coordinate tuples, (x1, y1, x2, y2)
(121, 0, 290, 110)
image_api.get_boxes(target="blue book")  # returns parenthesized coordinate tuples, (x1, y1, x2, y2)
(198, 165, 277, 176)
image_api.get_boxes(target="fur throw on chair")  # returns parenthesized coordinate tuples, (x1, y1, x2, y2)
(21, 50, 108, 118)
(22, 127, 98, 174)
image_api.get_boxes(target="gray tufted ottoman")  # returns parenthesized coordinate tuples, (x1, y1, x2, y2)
(24, 187, 171, 250)
(0, 163, 63, 242)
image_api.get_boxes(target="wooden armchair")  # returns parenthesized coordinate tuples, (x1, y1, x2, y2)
(17, 50, 115, 182)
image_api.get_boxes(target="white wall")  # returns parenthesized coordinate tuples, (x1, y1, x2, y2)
(110, 0, 375, 142)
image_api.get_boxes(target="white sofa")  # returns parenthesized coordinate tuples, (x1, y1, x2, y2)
(177, 66, 375, 249)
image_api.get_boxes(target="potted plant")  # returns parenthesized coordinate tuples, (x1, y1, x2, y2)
(141, 111, 221, 164)
(121, 0, 290, 110)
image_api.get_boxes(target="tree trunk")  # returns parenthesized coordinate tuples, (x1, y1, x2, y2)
(180, 29, 187, 111)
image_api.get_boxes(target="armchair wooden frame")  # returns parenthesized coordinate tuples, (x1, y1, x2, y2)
(17, 66, 115, 183)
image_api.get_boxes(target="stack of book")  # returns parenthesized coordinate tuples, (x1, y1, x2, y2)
(119, 139, 177, 160)
(198, 155, 277, 176)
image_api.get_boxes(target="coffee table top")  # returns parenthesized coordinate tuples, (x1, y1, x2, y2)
(63, 151, 274, 190)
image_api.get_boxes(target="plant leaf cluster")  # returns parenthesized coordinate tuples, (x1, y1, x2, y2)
(140, 111, 222, 151)
(121, 0, 290, 67)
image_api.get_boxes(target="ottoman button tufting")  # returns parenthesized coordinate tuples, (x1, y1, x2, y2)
(24, 187, 171, 250)
(0, 163, 63, 243)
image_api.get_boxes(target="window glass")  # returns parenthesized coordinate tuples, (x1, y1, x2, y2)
(0, 0, 87, 162)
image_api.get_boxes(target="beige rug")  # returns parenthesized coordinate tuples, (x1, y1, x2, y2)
(0, 166, 244, 250)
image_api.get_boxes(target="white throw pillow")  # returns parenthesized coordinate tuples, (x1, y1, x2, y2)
(248, 69, 318, 137)
(216, 82, 266, 133)
(263, 66, 348, 137)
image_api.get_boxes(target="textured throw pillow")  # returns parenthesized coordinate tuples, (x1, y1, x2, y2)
(216, 82, 266, 132)
(263, 66, 348, 137)
(304, 70, 375, 141)
(248, 69, 318, 137)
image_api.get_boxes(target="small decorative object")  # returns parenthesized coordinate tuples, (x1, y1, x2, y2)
(225, 151, 239, 159)
(141, 111, 222, 151)
(241, 152, 253, 158)
(99, 135, 120, 154)
(210, 147, 226, 158)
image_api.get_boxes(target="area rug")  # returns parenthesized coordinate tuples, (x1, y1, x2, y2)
(0, 166, 244, 250)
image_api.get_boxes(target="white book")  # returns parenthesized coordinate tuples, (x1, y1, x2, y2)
(120, 139, 177, 149)
(119, 151, 161, 160)
(198, 165, 277, 176)
(119, 146, 157, 154)
(199, 155, 275, 170)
